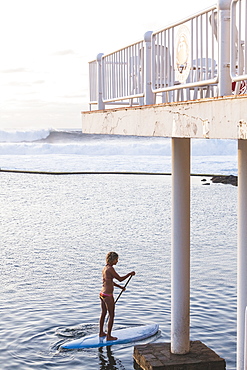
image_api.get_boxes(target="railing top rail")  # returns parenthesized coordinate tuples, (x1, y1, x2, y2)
(89, 2, 247, 108)
(152, 4, 217, 35)
(102, 38, 144, 59)
(89, 5, 217, 63)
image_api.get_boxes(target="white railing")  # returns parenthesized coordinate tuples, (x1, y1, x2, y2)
(102, 40, 145, 104)
(151, 6, 218, 103)
(230, 0, 247, 94)
(89, 0, 247, 110)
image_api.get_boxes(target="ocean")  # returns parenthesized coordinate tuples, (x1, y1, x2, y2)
(0, 128, 238, 369)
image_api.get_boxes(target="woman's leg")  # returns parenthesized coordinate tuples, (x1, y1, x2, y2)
(104, 296, 117, 341)
(99, 297, 107, 337)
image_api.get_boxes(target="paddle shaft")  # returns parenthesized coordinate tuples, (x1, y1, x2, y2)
(115, 274, 133, 304)
(105, 274, 133, 323)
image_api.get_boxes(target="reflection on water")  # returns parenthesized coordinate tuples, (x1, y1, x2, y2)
(98, 346, 124, 370)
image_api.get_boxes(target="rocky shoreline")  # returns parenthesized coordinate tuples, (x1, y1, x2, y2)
(201, 175, 238, 186)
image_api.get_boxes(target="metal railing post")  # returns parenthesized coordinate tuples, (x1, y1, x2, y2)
(96, 53, 105, 110)
(144, 31, 155, 105)
(218, 0, 232, 96)
(230, 0, 238, 82)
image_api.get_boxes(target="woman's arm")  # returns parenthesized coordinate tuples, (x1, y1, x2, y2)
(110, 267, 135, 282)
(113, 282, 126, 290)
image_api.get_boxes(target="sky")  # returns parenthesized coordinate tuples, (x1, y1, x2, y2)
(0, 0, 215, 130)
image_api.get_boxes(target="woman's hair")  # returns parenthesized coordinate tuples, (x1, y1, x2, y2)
(106, 251, 118, 264)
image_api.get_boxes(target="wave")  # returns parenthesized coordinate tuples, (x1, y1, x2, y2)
(0, 128, 238, 156)
(0, 128, 54, 143)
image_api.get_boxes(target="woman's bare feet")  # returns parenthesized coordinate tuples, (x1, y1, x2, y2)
(106, 335, 117, 341)
(99, 332, 107, 337)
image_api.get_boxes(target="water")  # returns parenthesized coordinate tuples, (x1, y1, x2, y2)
(0, 129, 238, 369)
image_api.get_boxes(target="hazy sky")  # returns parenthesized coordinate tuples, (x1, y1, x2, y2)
(0, 0, 215, 130)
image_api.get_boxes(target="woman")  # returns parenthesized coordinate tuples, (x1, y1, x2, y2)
(99, 251, 135, 341)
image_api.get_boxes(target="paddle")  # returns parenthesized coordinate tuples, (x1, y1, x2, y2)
(105, 274, 133, 323)
(115, 274, 133, 304)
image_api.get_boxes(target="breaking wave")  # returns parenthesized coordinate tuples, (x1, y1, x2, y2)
(0, 128, 238, 157)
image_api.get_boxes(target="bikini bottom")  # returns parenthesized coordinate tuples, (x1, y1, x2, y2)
(99, 292, 113, 299)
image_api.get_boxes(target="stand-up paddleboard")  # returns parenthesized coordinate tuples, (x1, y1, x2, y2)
(60, 324, 159, 350)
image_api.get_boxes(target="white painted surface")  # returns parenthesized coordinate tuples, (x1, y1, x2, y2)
(238, 141, 247, 370)
(231, 0, 247, 85)
(82, 95, 247, 139)
(218, 0, 232, 96)
(171, 138, 190, 354)
(144, 31, 155, 106)
(97, 53, 105, 110)
(244, 307, 247, 370)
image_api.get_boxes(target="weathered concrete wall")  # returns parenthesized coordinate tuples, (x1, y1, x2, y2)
(82, 95, 247, 139)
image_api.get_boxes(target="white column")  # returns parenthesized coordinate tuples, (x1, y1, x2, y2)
(244, 307, 247, 370)
(237, 139, 247, 370)
(171, 138, 190, 354)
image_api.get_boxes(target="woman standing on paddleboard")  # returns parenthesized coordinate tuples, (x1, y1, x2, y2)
(99, 251, 135, 341)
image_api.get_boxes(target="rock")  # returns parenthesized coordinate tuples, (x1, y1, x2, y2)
(211, 175, 238, 186)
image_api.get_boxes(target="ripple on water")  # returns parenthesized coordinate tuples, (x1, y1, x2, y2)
(0, 173, 237, 369)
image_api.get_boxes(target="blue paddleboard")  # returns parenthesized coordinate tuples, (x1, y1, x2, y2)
(60, 324, 159, 350)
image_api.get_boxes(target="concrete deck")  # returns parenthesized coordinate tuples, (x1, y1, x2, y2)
(82, 95, 247, 139)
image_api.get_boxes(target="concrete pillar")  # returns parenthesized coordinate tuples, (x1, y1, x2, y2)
(96, 53, 105, 110)
(237, 139, 247, 370)
(218, 0, 232, 96)
(245, 307, 247, 370)
(171, 138, 191, 354)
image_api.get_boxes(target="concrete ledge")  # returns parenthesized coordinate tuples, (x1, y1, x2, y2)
(133, 341, 226, 370)
(82, 95, 247, 139)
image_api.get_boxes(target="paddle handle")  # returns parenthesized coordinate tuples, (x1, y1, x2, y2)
(115, 274, 133, 304)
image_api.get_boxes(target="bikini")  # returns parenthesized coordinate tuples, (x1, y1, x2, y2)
(99, 291, 113, 299)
